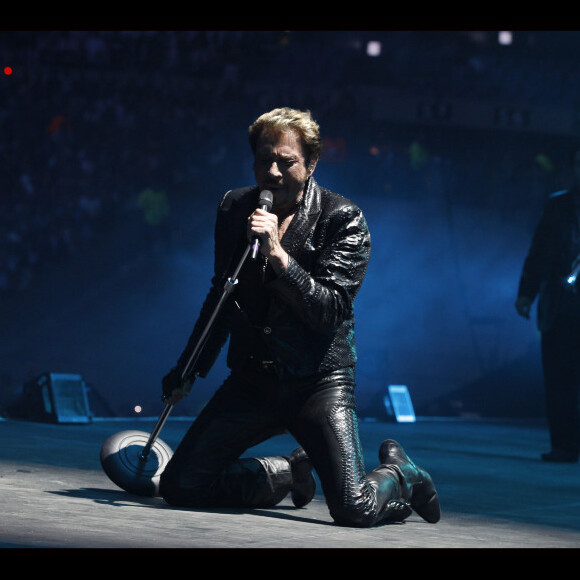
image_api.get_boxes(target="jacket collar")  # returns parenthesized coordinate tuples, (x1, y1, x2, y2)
(280, 177, 322, 253)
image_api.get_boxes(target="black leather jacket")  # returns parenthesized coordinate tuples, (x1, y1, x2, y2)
(176, 177, 371, 380)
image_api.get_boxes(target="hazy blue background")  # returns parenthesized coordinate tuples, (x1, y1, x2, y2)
(2, 30, 578, 419)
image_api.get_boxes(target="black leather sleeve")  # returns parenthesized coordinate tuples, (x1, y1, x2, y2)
(270, 203, 370, 333)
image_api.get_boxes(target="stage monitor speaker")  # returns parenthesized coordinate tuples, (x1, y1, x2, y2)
(383, 385, 416, 423)
(17, 372, 92, 424)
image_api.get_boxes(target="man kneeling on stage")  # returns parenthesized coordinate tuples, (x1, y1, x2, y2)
(158, 107, 441, 527)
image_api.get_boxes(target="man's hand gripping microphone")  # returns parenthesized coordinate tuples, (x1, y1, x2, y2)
(250, 190, 274, 260)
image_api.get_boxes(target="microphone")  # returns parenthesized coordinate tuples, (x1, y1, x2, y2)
(250, 190, 273, 260)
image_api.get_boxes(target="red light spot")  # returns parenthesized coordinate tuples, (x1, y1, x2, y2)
(4, 66, 13, 75)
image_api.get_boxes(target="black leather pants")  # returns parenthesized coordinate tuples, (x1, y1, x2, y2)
(159, 367, 408, 527)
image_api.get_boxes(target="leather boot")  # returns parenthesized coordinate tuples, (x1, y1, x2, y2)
(379, 439, 440, 523)
(287, 447, 316, 508)
(367, 464, 413, 524)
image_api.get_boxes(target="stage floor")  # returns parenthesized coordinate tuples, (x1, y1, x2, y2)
(1, 414, 579, 550)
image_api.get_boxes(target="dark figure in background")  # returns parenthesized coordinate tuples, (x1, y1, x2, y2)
(516, 146, 580, 463)
(158, 107, 440, 527)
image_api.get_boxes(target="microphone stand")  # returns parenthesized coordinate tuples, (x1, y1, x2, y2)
(139, 243, 252, 461)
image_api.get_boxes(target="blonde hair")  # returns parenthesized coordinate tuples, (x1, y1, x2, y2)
(248, 107, 322, 165)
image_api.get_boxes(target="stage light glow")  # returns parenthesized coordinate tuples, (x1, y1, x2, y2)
(366, 41, 381, 57)
(498, 31, 513, 46)
(4, 66, 12, 75)
(134, 405, 142, 414)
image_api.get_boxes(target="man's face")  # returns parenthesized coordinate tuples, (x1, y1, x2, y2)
(253, 128, 316, 213)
